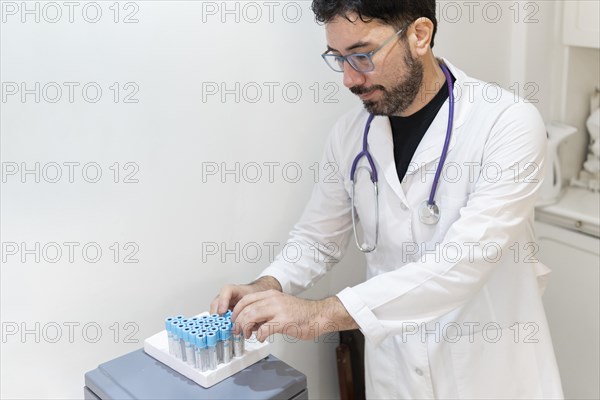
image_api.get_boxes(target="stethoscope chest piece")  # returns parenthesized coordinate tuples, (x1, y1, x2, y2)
(419, 200, 440, 225)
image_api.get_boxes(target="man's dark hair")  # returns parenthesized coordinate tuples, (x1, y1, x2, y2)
(311, 0, 438, 48)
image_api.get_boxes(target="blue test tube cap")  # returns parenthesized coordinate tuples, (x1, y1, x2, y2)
(183, 327, 192, 342)
(180, 319, 189, 325)
(219, 325, 232, 340)
(195, 333, 207, 348)
(165, 317, 175, 332)
(225, 310, 233, 317)
(175, 323, 186, 338)
(191, 317, 200, 322)
(175, 315, 185, 320)
(206, 332, 217, 347)
(210, 313, 219, 319)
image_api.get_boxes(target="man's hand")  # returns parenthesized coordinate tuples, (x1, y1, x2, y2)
(231, 290, 358, 342)
(210, 276, 282, 315)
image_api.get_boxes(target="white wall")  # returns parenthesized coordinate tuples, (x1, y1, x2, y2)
(0, 1, 579, 399)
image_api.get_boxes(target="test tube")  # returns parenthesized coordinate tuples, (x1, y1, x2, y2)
(185, 329, 197, 366)
(206, 332, 218, 370)
(220, 325, 232, 364)
(210, 326, 222, 364)
(194, 333, 205, 371)
(174, 323, 186, 359)
(165, 317, 176, 357)
(233, 324, 244, 358)
(179, 320, 190, 359)
(180, 327, 191, 362)
(216, 329, 224, 364)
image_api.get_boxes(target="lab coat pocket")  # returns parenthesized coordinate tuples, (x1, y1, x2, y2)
(448, 325, 543, 399)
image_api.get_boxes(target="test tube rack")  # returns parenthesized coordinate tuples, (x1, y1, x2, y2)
(143, 313, 271, 388)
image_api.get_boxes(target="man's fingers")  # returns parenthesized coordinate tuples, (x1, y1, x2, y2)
(232, 289, 278, 322)
(256, 322, 276, 343)
(218, 297, 230, 315)
(237, 297, 278, 339)
(209, 295, 220, 315)
(209, 286, 234, 315)
(247, 322, 262, 339)
(239, 321, 254, 340)
(211, 287, 282, 338)
(237, 300, 260, 338)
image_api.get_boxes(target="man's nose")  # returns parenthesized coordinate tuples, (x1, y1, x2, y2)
(342, 62, 366, 89)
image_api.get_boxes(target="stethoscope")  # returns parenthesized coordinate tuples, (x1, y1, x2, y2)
(350, 63, 455, 253)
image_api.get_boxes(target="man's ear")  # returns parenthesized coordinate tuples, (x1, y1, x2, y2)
(409, 17, 434, 57)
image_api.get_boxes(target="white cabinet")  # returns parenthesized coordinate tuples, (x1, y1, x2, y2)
(536, 220, 600, 399)
(563, 0, 600, 49)
(535, 186, 600, 399)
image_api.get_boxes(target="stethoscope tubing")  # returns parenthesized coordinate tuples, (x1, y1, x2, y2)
(349, 62, 455, 252)
(350, 112, 377, 183)
(428, 64, 455, 206)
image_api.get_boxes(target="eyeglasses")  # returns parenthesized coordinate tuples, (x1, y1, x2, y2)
(321, 25, 408, 73)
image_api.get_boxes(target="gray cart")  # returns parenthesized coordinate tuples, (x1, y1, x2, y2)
(84, 349, 308, 399)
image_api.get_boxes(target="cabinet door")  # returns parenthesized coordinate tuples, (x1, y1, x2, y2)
(536, 221, 600, 399)
(563, 0, 600, 49)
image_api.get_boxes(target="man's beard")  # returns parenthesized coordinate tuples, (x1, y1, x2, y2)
(350, 48, 424, 116)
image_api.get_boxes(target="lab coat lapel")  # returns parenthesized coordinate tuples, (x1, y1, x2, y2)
(405, 58, 471, 177)
(406, 102, 456, 174)
(368, 115, 408, 203)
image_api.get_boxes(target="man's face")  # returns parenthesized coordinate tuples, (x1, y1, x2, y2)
(325, 14, 424, 116)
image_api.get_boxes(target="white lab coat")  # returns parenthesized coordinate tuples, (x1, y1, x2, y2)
(258, 58, 563, 399)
